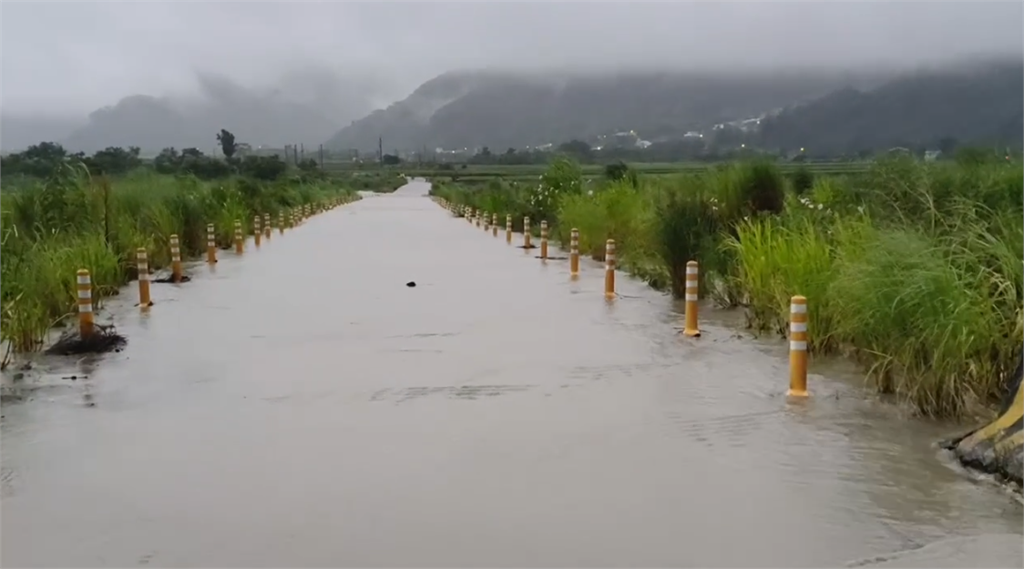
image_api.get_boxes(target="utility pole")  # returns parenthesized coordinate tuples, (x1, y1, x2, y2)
(319, 144, 324, 171)
(378, 136, 383, 167)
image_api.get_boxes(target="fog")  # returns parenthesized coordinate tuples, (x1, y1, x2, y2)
(1, 1, 1020, 150)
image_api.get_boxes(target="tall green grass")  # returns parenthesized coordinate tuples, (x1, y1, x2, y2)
(1, 167, 356, 361)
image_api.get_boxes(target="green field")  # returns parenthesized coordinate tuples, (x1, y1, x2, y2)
(318, 161, 874, 190)
(320, 160, 873, 178)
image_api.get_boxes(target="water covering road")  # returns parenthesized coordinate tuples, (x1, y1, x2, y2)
(2, 180, 1021, 568)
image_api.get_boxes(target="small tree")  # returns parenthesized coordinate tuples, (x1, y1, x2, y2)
(790, 166, 814, 196)
(154, 147, 182, 174)
(528, 156, 583, 220)
(83, 146, 143, 176)
(239, 155, 287, 181)
(216, 129, 238, 159)
(604, 160, 638, 188)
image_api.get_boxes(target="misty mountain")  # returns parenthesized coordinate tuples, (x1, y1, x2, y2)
(6, 71, 387, 154)
(756, 59, 1024, 155)
(323, 69, 888, 152)
(0, 115, 85, 153)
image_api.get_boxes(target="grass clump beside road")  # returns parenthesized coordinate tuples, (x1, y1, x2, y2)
(335, 170, 408, 193)
(431, 154, 1024, 418)
(1, 162, 357, 362)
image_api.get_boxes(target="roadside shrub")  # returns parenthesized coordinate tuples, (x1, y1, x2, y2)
(791, 166, 814, 196)
(528, 156, 582, 222)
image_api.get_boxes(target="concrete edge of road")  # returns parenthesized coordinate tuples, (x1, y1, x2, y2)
(844, 533, 1024, 568)
(944, 355, 1023, 489)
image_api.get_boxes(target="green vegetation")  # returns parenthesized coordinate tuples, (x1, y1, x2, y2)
(0, 142, 360, 366)
(335, 171, 408, 193)
(431, 152, 1024, 418)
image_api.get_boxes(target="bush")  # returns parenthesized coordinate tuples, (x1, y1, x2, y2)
(527, 156, 583, 221)
(791, 166, 814, 196)
(238, 155, 287, 181)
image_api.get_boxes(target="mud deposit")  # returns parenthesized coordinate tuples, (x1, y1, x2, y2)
(2, 181, 1021, 568)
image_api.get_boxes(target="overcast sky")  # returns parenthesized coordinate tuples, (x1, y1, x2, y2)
(2, 1, 1022, 117)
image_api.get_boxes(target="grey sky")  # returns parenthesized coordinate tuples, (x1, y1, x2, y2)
(2, 1, 1021, 117)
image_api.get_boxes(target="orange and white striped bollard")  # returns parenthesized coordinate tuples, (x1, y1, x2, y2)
(253, 216, 262, 248)
(540, 221, 549, 260)
(170, 234, 182, 282)
(604, 239, 616, 299)
(263, 213, 271, 239)
(483, 212, 490, 231)
(206, 224, 217, 263)
(788, 296, 809, 397)
(136, 248, 152, 307)
(234, 220, 243, 254)
(278, 213, 285, 235)
(77, 269, 94, 338)
(523, 217, 531, 249)
(683, 261, 700, 337)
(492, 213, 498, 237)
(506, 214, 512, 244)
(570, 228, 580, 277)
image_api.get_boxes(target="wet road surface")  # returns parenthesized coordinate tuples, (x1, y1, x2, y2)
(2, 181, 1022, 567)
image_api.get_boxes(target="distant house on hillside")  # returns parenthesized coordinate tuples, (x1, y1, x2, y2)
(924, 150, 942, 162)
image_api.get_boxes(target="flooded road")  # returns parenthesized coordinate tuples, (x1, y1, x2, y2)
(2, 180, 1021, 567)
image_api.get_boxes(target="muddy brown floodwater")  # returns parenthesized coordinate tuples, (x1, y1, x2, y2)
(2, 180, 1022, 568)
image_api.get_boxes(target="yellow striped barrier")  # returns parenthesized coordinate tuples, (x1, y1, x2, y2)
(77, 269, 94, 338)
(136, 248, 152, 307)
(604, 239, 615, 299)
(570, 228, 580, 278)
(170, 234, 183, 282)
(787, 296, 808, 397)
(540, 221, 549, 261)
(234, 220, 244, 254)
(683, 261, 701, 337)
(206, 224, 217, 263)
